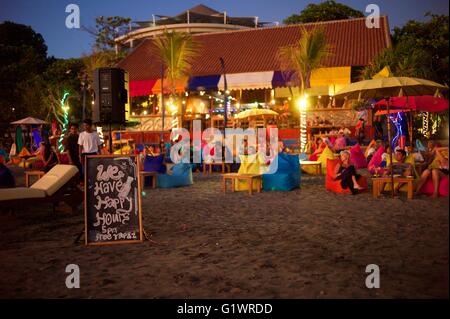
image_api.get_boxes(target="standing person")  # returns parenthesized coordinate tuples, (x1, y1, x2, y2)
(78, 119, 102, 170)
(65, 123, 82, 177)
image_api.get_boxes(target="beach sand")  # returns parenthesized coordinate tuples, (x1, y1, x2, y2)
(0, 169, 448, 298)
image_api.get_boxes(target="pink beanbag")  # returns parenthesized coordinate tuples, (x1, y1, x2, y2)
(419, 175, 449, 197)
(350, 144, 367, 169)
(368, 146, 385, 174)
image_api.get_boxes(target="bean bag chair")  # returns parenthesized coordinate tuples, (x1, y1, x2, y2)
(325, 159, 368, 194)
(263, 153, 301, 191)
(368, 146, 384, 174)
(350, 144, 367, 169)
(418, 175, 449, 197)
(143, 154, 166, 187)
(144, 154, 166, 174)
(303, 146, 334, 175)
(157, 163, 193, 188)
(58, 153, 70, 164)
(235, 154, 262, 191)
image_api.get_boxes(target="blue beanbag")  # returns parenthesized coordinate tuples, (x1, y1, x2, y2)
(263, 153, 301, 191)
(157, 163, 193, 188)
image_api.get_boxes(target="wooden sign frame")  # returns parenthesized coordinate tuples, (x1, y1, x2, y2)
(84, 154, 143, 246)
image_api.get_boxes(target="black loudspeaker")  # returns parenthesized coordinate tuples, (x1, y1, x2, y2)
(93, 68, 128, 124)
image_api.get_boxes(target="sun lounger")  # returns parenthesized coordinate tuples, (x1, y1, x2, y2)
(0, 164, 82, 213)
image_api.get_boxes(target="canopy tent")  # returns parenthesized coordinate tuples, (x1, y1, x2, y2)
(375, 96, 449, 112)
(218, 72, 274, 91)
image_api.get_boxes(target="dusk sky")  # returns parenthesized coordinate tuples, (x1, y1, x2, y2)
(1, 0, 448, 58)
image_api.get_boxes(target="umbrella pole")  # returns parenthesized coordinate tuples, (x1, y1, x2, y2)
(386, 98, 394, 198)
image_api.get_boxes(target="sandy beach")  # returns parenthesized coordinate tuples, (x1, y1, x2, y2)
(0, 168, 448, 299)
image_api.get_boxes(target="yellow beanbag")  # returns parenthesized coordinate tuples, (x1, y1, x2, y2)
(235, 154, 262, 191)
(302, 146, 334, 175)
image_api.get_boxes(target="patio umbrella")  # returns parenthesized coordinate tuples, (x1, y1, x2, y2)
(11, 117, 48, 151)
(235, 109, 279, 119)
(334, 76, 448, 197)
(375, 95, 449, 112)
(11, 117, 48, 125)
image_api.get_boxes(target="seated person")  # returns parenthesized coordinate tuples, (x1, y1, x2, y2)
(380, 144, 392, 168)
(406, 144, 424, 163)
(415, 147, 448, 198)
(333, 150, 364, 195)
(309, 137, 326, 161)
(0, 159, 15, 188)
(145, 145, 158, 156)
(333, 130, 347, 153)
(366, 140, 382, 163)
(383, 148, 413, 194)
(39, 142, 58, 173)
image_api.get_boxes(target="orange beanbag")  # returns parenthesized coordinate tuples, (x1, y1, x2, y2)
(325, 158, 368, 194)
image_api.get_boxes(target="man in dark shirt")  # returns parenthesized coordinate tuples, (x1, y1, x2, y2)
(65, 123, 82, 177)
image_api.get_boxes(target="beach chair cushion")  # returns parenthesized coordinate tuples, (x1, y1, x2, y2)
(263, 153, 300, 191)
(418, 175, 449, 197)
(350, 144, 367, 169)
(30, 164, 78, 196)
(325, 159, 368, 194)
(0, 187, 46, 201)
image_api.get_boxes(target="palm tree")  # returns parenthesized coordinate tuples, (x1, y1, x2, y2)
(278, 26, 331, 151)
(153, 30, 199, 131)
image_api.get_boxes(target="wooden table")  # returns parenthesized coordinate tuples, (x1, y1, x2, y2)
(300, 160, 322, 175)
(222, 173, 262, 195)
(203, 162, 231, 174)
(25, 170, 45, 187)
(139, 171, 158, 190)
(372, 176, 414, 200)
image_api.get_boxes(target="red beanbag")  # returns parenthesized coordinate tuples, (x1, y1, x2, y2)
(325, 158, 368, 194)
(368, 146, 385, 174)
(350, 144, 367, 169)
(419, 175, 449, 197)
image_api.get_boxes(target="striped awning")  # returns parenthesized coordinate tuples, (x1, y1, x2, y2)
(129, 79, 158, 97)
(188, 75, 221, 91)
(218, 71, 274, 90)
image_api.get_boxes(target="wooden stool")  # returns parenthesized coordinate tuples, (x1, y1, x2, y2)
(222, 173, 262, 195)
(372, 176, 414, 200)
(25, 170, 45, 187)
(139, 171, 158, 190)
(204, 162, 231, 174)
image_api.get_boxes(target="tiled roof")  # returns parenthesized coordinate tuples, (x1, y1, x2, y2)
(118, 16, 391, 81)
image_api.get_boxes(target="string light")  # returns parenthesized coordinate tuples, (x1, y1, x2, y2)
(57, 91, 70, 152)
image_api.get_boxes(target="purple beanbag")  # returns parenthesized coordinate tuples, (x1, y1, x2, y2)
(350, 144, 367, 169)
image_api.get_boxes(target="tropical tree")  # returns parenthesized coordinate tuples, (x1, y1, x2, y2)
(278, 26, 331, 95)
(278, 26, 332, 151)
(153, 30, 199, 130)
(284, 0, 363, 25)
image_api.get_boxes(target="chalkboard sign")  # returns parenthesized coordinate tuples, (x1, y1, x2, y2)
(84, 155, 143, 245)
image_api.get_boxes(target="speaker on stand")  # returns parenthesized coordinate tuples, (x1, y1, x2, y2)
(93, 68, 129, 154)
